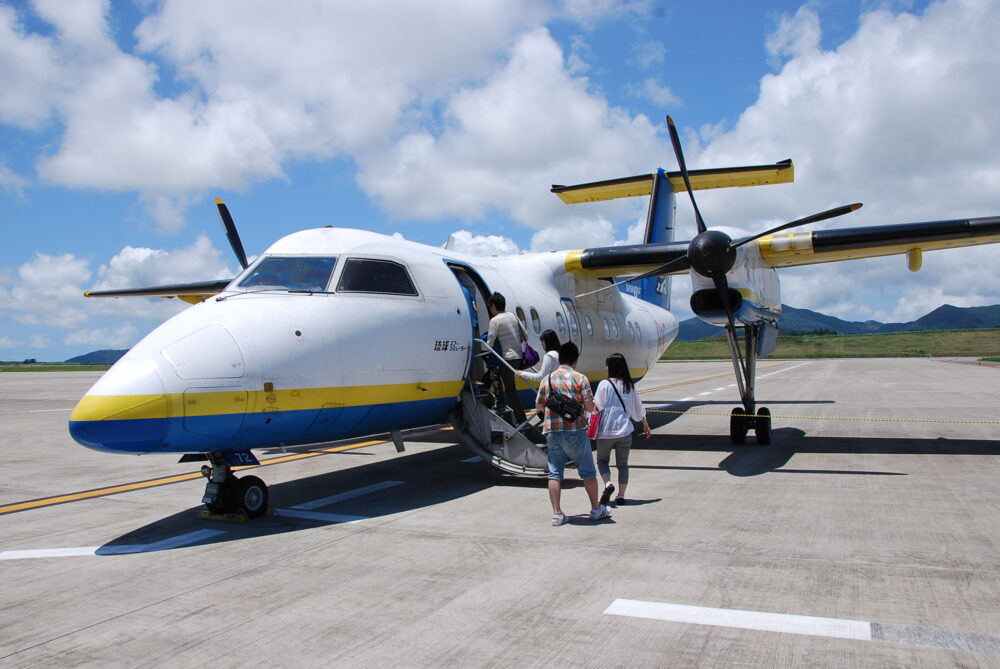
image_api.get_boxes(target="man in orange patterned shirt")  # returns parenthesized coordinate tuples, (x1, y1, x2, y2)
(535, 342, 611, 526)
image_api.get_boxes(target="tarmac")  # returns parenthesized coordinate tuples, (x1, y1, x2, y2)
(1, 358, 999, 668)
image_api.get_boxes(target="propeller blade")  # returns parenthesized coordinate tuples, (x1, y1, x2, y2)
(666, 115, 707, 235)
(215, 198, 250, 269)
(731, 203, 863, 249)
(574, 254, 688, 299)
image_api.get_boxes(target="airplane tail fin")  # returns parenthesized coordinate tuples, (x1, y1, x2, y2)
(554, 160, 794, 310)
(635, 169, 674, 310)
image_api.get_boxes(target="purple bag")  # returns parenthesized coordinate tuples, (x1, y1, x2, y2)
(522, 343, 540, 367)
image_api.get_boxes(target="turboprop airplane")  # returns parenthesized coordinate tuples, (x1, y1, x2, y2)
(69, 115, 1000, 519)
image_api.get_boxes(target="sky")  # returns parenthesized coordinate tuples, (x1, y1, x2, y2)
(1, 0, 999, 361)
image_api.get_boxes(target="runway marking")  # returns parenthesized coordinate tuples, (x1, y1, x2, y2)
(0, 438, 388, 516)
(460, 456, 482, 463)
(291, 480, 403, 510)
(0, 529, 227, 560)
(275, 509, 368, 523)
(604, 599, 1000, 654)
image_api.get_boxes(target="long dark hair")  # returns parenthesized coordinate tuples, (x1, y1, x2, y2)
(540, 329, 560, 352)
(605, 353, 634, 392)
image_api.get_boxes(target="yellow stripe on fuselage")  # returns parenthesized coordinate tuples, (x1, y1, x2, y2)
(71, 380, 465, 422)
(563, 250, 677, 279)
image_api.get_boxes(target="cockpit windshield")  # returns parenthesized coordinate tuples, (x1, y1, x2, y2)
(238, 257, 337, 292)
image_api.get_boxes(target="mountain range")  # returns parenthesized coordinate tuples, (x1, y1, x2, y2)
(677, 303, 1000, 341)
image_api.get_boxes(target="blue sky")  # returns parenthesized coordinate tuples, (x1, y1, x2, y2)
(2, 0, 999, 361)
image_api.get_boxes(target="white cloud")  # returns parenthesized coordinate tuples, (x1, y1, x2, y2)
(0, 236, 232, 355)
(445, 231, 521, 256)
(0, 336, 17, 349)
(357, 28, 667, 231)
(626, 77, 681, 107)
(65, 323, 139, 348)
(0, 159, 29, 197)
(685, 0, 1000, 322)
(629, 41, 665, 68)
(530, 214, 617, 251)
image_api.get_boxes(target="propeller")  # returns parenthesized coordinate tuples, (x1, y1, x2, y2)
(215, 197, 250, 269)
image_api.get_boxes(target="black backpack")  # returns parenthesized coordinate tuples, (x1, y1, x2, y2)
(545, 372, 582, 421)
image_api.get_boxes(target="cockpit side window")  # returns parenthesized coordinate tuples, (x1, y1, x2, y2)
(238, 257, 337, 291)
(337, 258, 418, 296)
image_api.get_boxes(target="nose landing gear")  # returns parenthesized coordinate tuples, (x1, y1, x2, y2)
(199, 453, 270, 519)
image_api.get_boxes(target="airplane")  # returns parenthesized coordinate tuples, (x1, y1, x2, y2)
(68, 115, 1000, 519)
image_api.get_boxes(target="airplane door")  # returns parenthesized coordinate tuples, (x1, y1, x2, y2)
(447, 263, 490, 376)
(560, 298, 583, 353)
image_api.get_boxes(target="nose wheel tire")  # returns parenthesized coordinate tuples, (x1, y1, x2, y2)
(754, 407, 772, 445)
(730, 408, 749, 445)
(235, 475, 269, 518)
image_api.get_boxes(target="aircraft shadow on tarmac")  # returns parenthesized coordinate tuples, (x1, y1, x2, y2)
(637, 399, 1000, 477)
(96, 442, 536, 556)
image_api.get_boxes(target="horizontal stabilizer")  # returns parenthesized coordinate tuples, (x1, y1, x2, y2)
(552, 160, 793, 205)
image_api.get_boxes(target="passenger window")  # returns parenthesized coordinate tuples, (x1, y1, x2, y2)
(628, 322, 635, 339)
(337, 258, 417, 295)
(530, 308, 541, 334)
(584, 315, 593, 336)
(556, 312, 567, 337)
(611, 318, 620, 340)
(635, 323, 641, 340)
(602, 317, 611, 339)
(239, 256, 337, 292)
(515, 307, 526, 330)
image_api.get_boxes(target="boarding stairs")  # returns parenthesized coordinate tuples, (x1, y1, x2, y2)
(449, 341, 549, 477)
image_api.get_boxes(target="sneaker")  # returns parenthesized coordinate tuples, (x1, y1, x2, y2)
(614, 497, 627, 506)
(552, 513, 569, 526)
(599, 484, 615, 506)
(589, 505, 612, 521)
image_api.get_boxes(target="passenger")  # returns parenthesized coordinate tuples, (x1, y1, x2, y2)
(536, 342, 611, 526)
(593, 352, 652, 507)
(516, 329, 560, 383)
(485, 292, 527, 424)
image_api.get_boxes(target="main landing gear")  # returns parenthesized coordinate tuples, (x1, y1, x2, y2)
(199, 452, 269, 518)
(723, 322, 773, 446)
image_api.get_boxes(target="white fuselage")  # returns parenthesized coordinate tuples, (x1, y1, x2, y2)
(69, 228, 678, 456)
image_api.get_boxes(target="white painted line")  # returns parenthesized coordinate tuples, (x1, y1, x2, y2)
(291, 480, 404, 510)
(679, 397, 693, 402)
(604, 599, 871, 641)
(98, 529, 227, 555)
(1, 546, 99, 560)
(713, 387, 728, 392)
(28, 408, 74, 413)
(460, 456, 482, 463)
(276, 508, 368, 523)
(759, 362, 810, 378)
(1, 529, 228, 560)
(697, 392, 713, 396)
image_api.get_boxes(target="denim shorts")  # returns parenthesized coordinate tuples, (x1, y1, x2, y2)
(546, 429, 596, 480)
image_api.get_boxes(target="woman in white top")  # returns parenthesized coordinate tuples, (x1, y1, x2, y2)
(593, 353, 651, 505)
(516, 329, 560, 383)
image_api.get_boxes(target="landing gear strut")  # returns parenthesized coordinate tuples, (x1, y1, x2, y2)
(200, 453, 269, 518)
(723, 322, 773, 446)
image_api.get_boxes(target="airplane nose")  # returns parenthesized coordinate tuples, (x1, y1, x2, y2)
(69, 356, 170, 454)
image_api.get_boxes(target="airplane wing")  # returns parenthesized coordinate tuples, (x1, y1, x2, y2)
(756, 216, 1000, 268)
(566, 216, 1000, 280)
(84, 279, 233, 305)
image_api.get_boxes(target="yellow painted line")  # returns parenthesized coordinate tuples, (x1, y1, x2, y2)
(0, 438, 388, 516)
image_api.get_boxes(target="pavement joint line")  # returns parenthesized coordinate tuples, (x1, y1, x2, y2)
(604, 599, 1000, 655)
(647, 408, 1000, 424)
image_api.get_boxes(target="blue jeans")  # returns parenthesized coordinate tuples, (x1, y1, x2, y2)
(546, 429, 597, 480)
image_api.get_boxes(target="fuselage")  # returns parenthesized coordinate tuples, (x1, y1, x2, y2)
(69, 227, 678, 456)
